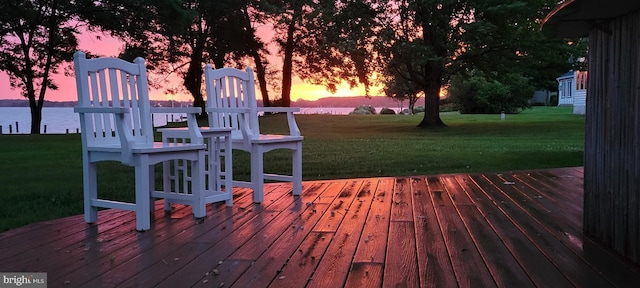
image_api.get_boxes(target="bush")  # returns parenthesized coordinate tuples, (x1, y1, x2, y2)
(380, 107, 396, 114)
(349, 105, 377, 115)
(449, 72, 532, 114)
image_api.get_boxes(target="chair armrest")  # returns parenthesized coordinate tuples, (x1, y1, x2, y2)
(151, 107, 203, 144)
(74, 106, 135, 164)
(258, 107, 300, 113)
(151, 107, 203, 142)
(206, 107, 251, 113)
(114, 113, 136, 165)
(150, 107, 202, 114)
(257, 107, 301, 137)
(74, 107, 130, 114)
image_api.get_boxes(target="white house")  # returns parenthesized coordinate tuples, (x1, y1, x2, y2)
(557, 70, 587, 114)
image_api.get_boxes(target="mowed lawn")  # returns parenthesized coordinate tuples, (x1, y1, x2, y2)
(0, 106, 584, 232)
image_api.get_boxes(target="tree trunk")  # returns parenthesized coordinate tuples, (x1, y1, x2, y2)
(25, 62, 42, 134)
(409, 96, 417, 115)
(252, 51, 271, 107)
(281, 24, 295, 106)
(184, 53, 205, 117)
(280, 7, 301, 107)
(241, 6, 270, 107)
(29, 102, 43, 134)
(417, 83, 445, 127)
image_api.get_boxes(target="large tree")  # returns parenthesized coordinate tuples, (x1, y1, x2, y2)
(450, 1, 587, 93)
(382, 73, 423, 114)
(294, 0, 381, 96)
(293, 0, 583, 127)
(257, 0, 317, 107)
(0, 0, 79, 134)
(119, 0, 270, 111)
(0, 0, 186, 134)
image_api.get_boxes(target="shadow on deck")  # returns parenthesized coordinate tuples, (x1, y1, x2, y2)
(1, 167, 639, 287)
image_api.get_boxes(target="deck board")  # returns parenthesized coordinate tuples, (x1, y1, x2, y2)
(412, 177, 457, 288)
(429, 176, 497, 288)
(1, 167, 640, 288)
(474, 173, 614, 288)
(440, 176, 534, 288)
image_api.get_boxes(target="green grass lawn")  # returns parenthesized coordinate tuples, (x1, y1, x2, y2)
(0, 106, 584, 232)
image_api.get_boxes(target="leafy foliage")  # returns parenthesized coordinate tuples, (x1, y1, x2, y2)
(292, 0, 382, 95)
(382, 73, 423, 114)
(288, 0, 586, 126)
(0, 0, 84, 134)
(117, 0, 266, 111)
(0, 0, 191, 133)
(449, 72, 533, 114)
(0, 0, 588, 132)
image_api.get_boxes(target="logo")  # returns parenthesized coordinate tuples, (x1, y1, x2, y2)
(1, 273, 47, 288)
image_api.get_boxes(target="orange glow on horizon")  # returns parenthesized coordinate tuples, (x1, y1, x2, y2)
(290, 81, 381, 101)
(0, 73, 376, 102)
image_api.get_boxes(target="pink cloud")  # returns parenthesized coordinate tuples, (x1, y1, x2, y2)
(0, 27, 369, 103)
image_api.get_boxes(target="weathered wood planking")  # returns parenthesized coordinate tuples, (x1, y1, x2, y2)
(428, 176, 497, 287)
(584, 8, 640, 264)
(440, 176, 533, 288)
(384, 178, 419, 287)
(1, 167, 639, 287)
(454, 174, 575, 287)
(411, 177, 457, 288)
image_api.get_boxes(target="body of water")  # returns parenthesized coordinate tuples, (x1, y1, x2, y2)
(0, 107, 189, 134)
(0, 106, 401, 134)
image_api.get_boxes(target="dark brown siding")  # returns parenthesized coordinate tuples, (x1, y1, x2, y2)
(584, 9, 640, 264)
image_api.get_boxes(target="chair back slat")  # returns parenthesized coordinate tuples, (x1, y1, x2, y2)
(74, 51, 154, 150)
(205, 65, 259, 139)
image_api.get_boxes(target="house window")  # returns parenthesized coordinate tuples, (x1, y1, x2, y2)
(576, 71, 587, 90)
(559, 79, 572, 99)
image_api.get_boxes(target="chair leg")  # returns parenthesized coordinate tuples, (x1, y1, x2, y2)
(223, 137, 233, 206)
(162, 160, 172, 212)
(292, 143, 303, 196)
(84, 158, 98, 224)
(192, 151, 206, 218)
(134, 155, 152, 231)
(148, 164, 155, 213)
(251, 145, 265, 203)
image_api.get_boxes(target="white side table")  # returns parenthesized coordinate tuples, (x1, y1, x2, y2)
(159, 127, 233, 211)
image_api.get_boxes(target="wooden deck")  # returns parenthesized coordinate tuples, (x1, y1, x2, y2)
(1, 167, 639, 287)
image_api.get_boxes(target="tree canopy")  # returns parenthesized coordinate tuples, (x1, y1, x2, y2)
(1, 0, 586, 132)
(0, 0, 189, 133)
(115, 0, 267, 112)
(285, 0, 586, 127)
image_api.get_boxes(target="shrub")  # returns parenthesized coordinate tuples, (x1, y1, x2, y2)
(413, 106, 425, 113)
(349, 105, 377, 115)
(380, 107, 396, 114)
(549, 94, 559, 106)
(449, 72, 532, 114)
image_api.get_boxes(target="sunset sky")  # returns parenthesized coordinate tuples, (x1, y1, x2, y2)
(0, 31, 373, 103)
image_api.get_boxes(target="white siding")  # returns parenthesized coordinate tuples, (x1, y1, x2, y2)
(573, 90, 587, 114)
(557, 77, 574, 106)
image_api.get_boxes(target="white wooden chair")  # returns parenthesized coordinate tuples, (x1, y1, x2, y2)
(204, 65, 303, 202)
(73, 51, 207, 231)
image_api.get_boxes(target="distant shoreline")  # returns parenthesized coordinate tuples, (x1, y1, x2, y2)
(0, 96, 425, 109)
